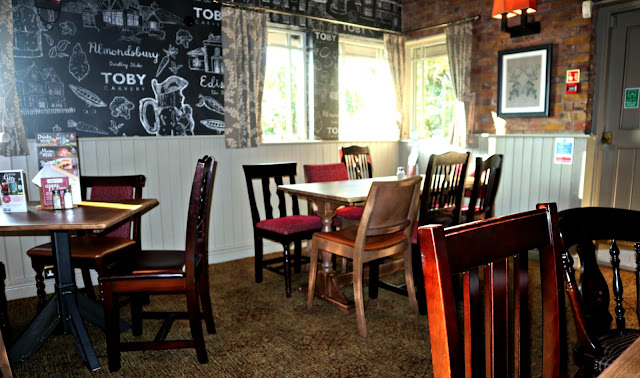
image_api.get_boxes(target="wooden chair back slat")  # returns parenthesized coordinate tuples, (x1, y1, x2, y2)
(467, 155, 503, 222)
(420, 151, 470, 227)
(339, 145, 372, 180)
(419, 204, 564, 377)
(243, 162, 300, 224)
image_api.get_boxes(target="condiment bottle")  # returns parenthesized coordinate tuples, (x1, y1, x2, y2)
(63, 188, 73, 209)
(52, 190, 62, 210)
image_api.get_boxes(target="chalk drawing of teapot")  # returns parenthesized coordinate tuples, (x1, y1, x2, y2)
(139, 75, 195, 136)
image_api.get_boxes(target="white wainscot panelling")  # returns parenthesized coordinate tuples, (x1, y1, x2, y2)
(0, 138, 400, 300)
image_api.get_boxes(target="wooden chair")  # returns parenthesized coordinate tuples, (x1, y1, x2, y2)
(419, 151, 470, 228)
(0, 263, 11, 378)
(27, 175, 146, 309)
(464, 154, 503, 223)
(303, 163, 364, 224)
(99, 156, 216, 372)
(371, 151, 470, 314)
(243, 162, 322, 297)
(339, 145, 372, 180)
(418, 203, 565, 377)
(307, 176, 422, 337)
(558, 207, 640, 376)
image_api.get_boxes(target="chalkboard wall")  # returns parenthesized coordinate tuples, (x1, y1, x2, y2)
(12, 0, 401, 139)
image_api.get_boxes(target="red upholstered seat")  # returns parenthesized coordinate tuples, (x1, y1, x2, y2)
(335, 206, 364, 220)
(257, 215, 322, 235)
(90, 186, 133, 238)
(303, 163, 364, 226)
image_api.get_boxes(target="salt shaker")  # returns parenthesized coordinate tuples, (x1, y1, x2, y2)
(396, 167, 406, 180)
(63, 188, 73, 209)
(52, 190, 62, 210)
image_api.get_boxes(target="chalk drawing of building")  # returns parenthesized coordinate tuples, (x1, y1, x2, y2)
(187, 34, 223, 74)
(15, 64, 75, 115)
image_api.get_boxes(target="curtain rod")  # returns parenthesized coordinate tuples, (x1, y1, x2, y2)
(213, 0, 402, 35)
(405, 15, 481, 35)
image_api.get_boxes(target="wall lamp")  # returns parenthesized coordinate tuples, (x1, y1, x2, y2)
(492, 0, 540, 38)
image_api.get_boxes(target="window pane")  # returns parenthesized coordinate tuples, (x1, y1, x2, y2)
(409, 36, 455, 140)
(339, 39, 398, 141)
(262, 30, 307, 142)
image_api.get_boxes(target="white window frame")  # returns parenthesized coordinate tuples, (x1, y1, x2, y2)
(338, 35, 398, 141)
(262, 26, 309, 143)
(406, 34, 455, 142)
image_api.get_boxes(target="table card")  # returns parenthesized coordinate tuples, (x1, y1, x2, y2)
(1, 170, 28, 212)
(36, 132, 79, 177)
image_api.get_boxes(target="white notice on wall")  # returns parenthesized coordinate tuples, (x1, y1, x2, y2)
(554, 137, 574, 165)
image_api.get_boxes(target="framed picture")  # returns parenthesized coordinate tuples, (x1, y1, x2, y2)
(497, 44, 552, 117)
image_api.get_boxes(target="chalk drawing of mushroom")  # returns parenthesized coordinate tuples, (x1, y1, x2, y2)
(109, 96, 135, 120)
(176, 29, 193, 49)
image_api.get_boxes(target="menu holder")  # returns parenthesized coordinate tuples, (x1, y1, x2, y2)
(1, 170, 28, 213)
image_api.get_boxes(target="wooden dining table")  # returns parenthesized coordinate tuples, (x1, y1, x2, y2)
(0, 199, 158, 371)
(279, 176, 415, 313)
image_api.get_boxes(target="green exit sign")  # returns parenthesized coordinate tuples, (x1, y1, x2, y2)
(625, 88, 639, 109)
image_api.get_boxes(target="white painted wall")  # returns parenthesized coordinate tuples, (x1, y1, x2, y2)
(0, 137, 401, 300)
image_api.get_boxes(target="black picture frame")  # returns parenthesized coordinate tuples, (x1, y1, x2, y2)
(497, 43, 552, 118)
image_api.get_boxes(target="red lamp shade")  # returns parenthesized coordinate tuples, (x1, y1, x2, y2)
(492, 0, 537, 19)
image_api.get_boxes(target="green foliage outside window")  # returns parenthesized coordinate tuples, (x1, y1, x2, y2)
(415, 56, 455, 139)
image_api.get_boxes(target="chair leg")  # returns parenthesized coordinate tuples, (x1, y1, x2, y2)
(353, 258, 367, 337)
(412, 243, 428, 315)
(0, 328, 12, 378)
(32, 262, 47, 313)
(130, 295, 143, 336)
(186, 288, 208, 364)
(80, 268, 96, 301)
(368, 260, 380, 299)
(283, 243, 292, 298)
(101, 282, 121, 372)
(403, 245, 418, 314)
(198, 265, 216, 334)
(254, 236, 263, 283)
(294, 240, 302, 273)
(307, 238, 319, 310)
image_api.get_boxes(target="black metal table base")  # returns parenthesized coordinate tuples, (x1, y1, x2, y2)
(7, 231, 105, 371)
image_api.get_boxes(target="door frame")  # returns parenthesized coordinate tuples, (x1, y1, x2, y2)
(589, 0, 640, 206)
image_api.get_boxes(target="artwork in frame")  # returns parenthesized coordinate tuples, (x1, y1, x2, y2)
(497, 44, 552, 118)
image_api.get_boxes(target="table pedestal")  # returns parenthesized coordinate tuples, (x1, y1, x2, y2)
(9, 232, 100, 371)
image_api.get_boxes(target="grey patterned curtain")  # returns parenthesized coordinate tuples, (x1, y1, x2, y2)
(0, 0, 29, 156)
(384, 34, 407, 140)
(222, 8, 267, 149)
(446, 22, 472, 148)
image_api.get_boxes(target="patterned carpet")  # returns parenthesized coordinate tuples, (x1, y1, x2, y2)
(4, 254, 637, 377)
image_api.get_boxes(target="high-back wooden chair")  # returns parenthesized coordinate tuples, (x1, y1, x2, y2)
(99, 156, 216, 372)
(307, 176, 422, 337)
(418, 203, 565, 377)
(339, 145, 372, 180)
(243, 162, 322, 297)
(419, 151, 470, 228)
(464, 154, 503, 223)
(27, 175, 146, 309)
(559, 207, 640, 376)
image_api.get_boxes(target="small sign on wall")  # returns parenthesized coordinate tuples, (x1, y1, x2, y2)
(554, 137, 574, 165)
(624, 88, 639, 109)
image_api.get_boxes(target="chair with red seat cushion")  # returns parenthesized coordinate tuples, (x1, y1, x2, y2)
(243, 162, 322, 297)
(463, 154, 503, 223)
(99, 156, 216, 372)
(27, 175, 146, 310)
(339, 145, 372, 180)
(303, 163, 364, 225)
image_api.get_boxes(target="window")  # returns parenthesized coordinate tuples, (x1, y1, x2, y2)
(338, 37, 397, 141)
(262, 29, 308, 143)
(408, 34, 455, 140)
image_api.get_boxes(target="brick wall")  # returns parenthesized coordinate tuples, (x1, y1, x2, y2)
(402, 0, 594, 135)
